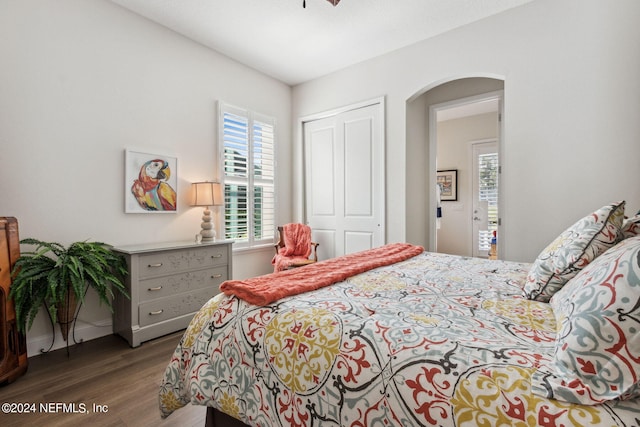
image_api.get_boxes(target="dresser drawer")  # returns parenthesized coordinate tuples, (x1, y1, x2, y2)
(139, 265, 227, 303)
(138, 246, 228, 279)
(139, 287, 217, 327)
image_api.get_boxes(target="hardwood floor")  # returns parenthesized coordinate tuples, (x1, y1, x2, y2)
(0, 331, 206, 427)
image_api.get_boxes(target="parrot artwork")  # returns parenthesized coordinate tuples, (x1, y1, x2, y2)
(131, 159, 177, 211)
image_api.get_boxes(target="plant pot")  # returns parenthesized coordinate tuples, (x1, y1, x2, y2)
(56, 286, 78, 342)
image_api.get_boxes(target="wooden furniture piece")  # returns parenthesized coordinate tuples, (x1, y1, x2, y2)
(206, 407, 248, 427)
(112, 240, 232, 347)
(0, 217, 28, 384)
(273, 224, 319, 270)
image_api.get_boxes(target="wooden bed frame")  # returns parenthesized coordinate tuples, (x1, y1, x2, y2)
(206, 407, 249, 427)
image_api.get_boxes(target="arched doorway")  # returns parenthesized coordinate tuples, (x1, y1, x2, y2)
(405, 77, 505, 257)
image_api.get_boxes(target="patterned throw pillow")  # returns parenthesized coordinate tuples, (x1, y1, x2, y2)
(522, 201, 625, 302)
(532, 236, 640, 405)
(621, 214, 640, 239)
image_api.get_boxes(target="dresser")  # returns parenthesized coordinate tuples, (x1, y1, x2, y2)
(112, 240, 233, 347)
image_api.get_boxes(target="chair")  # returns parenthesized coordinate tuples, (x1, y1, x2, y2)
(272, 223, 319, 272)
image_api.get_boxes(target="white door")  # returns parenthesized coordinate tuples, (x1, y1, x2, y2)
(304, 102, 384, 259)
(471, 141, 498, 258)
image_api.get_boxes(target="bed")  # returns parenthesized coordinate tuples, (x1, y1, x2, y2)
(159, 201, 640, 427)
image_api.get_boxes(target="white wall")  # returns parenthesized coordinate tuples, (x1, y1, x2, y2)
(292, 0, 640, 263)
(1, 0, 291, 353)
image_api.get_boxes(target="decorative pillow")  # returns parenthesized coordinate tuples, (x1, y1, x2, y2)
(522, 201, 625, 302)
(621, 214, 640, 239)
(532, 235, 640, 405)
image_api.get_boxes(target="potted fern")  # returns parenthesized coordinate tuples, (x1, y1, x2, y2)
(10, 238, 129, 341)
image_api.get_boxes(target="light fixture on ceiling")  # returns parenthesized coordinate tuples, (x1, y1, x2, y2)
(303, 0, 341, 8)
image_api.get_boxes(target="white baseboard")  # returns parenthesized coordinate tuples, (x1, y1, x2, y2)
(26, 318, 114, 357)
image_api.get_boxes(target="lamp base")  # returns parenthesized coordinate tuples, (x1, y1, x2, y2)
(200, 207, 216, 241)
(200, 230, 215, 241)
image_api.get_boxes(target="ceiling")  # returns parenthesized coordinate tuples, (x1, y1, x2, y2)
(109, 0, 533, 86)
(437, 98, 500, 122)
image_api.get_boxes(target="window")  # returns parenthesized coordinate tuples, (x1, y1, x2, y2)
(219, 103, 275, 248)
(477, 151, 499, 252)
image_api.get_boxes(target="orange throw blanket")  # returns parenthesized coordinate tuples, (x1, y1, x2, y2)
(272, 223, 313, 272)
(281, 223, 312, 257)
(221, 243, 424, 306)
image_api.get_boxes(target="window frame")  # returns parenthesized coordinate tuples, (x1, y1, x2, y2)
(218, 102, 277, 250)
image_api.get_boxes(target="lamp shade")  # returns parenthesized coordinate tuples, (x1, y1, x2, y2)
(191, 182, 224, 207)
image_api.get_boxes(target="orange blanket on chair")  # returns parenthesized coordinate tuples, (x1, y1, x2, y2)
(271, 223, 313, 272)
(222, 243, 424, 306)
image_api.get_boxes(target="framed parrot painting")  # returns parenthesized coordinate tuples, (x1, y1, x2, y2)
(125, 149, 178, 213)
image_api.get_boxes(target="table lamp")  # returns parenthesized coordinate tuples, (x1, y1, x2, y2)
(191, 181, 224, 241)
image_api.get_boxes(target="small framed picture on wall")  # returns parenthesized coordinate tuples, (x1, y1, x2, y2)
(437, 169, 458, 201)
(125, 149, 178, 213)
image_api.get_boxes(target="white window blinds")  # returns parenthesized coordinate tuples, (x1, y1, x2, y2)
(221, 104, 275, 248)
(478, 152, 499, 251)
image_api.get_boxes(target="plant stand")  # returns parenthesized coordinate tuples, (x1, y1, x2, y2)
(40, 286, 87, 356)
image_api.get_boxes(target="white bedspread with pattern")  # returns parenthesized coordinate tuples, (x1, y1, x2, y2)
(159, 251, 640, 426)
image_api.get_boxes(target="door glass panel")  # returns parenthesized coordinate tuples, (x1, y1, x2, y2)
(477, 151, 498, 253)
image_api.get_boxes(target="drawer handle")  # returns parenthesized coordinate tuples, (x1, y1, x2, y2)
(149, 310, 164, 316)
(212, 274, 222, 279)
(148, 286, 163, 291)
(148, 263, 163, 268)
(211, 254, 223, 258)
